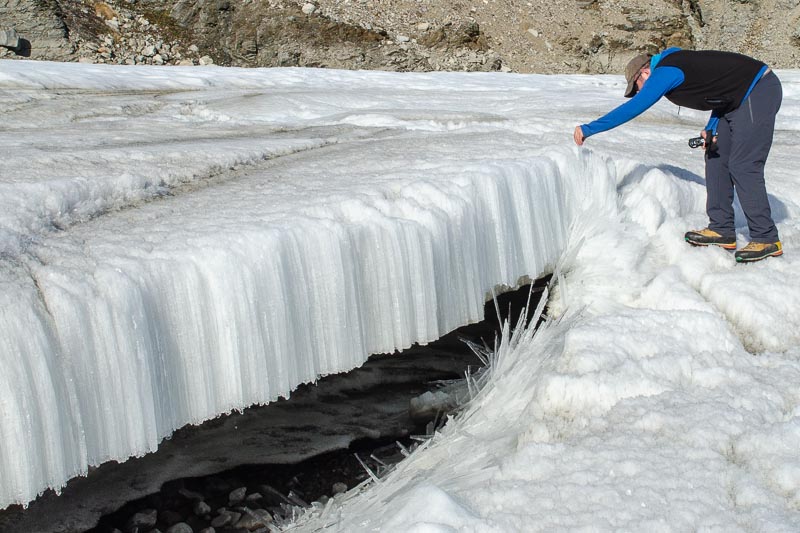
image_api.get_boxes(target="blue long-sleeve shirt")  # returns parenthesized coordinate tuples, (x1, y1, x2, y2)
(580, 48, 766, 139)
(581, 67, 684, 137)
(581, 50, 684, 138)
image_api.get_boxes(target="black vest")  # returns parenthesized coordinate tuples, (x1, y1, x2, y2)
(657, 50, 765, 113)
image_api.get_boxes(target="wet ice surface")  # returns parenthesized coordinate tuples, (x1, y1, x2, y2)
(2, 62, 800, 531)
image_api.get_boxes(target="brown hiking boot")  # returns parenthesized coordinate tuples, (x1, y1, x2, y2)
(684, 228, 736, 250)
(734, 241, 783, 263)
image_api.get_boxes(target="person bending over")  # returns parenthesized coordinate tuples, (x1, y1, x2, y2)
(574, 47, 783, 263)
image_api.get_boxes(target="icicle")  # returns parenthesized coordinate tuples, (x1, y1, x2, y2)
(396, 440, 411, 458)
(354, 453, 381, 484)
(319, 495, 336, 521)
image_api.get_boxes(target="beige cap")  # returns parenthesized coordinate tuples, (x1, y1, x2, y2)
(624, 53, 651, 97)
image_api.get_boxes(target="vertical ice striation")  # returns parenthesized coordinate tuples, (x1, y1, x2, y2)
(0, 275, 85, 506)
(0, 150, 598, 509)
(0, 62, 614, 510)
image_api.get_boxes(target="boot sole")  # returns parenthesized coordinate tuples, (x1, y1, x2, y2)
(735, 249, 783, 263)
(685, 238, 737, 250)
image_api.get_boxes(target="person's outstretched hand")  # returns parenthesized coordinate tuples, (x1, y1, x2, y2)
(573, 125, 585, 146)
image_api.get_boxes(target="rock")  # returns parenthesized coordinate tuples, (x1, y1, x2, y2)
(193, 501, 212, 516)
(0, 0, 73, 59)
(245, 492, 263, 502)
(152, 54, 164, 65)
(178, 59, 195, 66)
(239, 38, 258, 57)
(235, 508, 273, 530)
(228, 487, 247, 503)
(165, 524, 193, 533)
(211, 510, 241, 528)
(0, 29, 20, 50)
(467, 51, 483, 64)
(198, 529, 215, 533)
(331, 482, 347, 495)
(4, 0, 799, 155)
(94, 2, 118, 21)
(125, 509, 158, 532)
(257, 484, 293, 505)
(209, 515, 230, 528)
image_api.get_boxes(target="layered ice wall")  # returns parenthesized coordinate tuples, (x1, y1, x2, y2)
(1, 152, 587, 508)
(0, 62, 608, 508)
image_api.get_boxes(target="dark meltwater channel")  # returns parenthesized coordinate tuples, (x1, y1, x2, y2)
(0, 277, 549, 533)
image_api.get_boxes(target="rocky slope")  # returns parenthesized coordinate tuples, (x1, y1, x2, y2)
(1, 1, 800, 73)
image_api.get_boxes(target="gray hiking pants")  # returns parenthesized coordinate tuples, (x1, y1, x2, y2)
(706, 71, 782, 243)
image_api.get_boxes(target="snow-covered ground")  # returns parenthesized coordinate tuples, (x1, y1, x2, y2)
(1, 61, 800, 530)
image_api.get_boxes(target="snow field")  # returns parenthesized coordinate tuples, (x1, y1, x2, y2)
(294, 151, 800, 531)
(1, 62, 800, 531)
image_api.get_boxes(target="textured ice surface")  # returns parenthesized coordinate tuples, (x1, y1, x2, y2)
(3, 62, 800, 532)
(0, 62, 578, 508)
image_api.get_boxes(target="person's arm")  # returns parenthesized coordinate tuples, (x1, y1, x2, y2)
(704, 114, 721, 136)
(579, 66, 685, 139)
